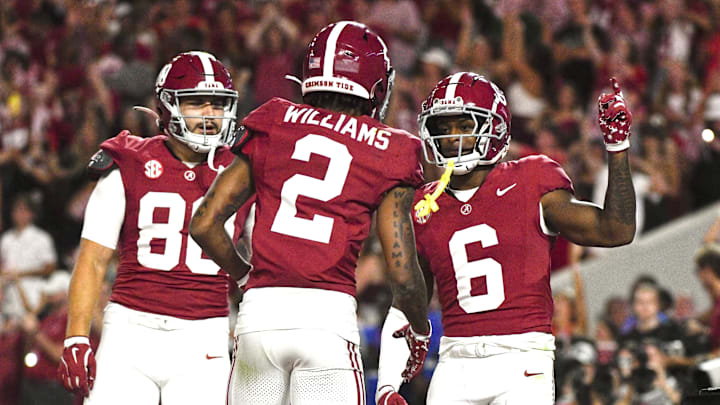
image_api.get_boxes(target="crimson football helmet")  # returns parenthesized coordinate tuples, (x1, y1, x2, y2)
(418, 72, 511, 175)
(294, 21, 395, 121)
(155, 51, 238, 153)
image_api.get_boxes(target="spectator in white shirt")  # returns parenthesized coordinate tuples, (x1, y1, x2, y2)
(0, 193, 56, 318)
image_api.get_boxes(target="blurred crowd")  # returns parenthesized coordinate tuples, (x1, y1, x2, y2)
(3, 0, 720, 404)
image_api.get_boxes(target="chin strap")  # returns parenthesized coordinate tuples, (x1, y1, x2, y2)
(414, 160, 454, 219)
(207, 146, 225, 172)
(134, 105, 225, 172)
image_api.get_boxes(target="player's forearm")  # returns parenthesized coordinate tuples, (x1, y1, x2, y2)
(389, 269, 429, 334)
(601, 151, 636, 245)
(191, 226, 250, 281)
(66, 240, 111, 337)
(379, 187, 429, 334)
(388, 251, 430, 335)
(66, 265, 106, 338)
(190, 156, 253, 280)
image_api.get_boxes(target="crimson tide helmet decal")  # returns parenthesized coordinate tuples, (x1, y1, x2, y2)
(300, 21, 395, 121)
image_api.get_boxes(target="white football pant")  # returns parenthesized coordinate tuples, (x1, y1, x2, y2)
(427, 335, 555, 405)
(85, 303, 231, 405)
(229, 329, 365, 405)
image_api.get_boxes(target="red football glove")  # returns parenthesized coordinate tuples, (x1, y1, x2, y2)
(392, 322, 431, 383)
(58, 336, 96, 397)
(377, 386, 408, 405)
(598, 77, 632, 152)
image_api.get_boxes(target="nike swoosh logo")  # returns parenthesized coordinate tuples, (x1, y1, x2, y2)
(496, 183, 517, 196)
(524, 370, 543, 377)
(206, 354, 223, 360)
(71, 347, 80, 362)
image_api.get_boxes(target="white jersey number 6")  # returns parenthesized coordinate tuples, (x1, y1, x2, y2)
(448, 224, 505, 313)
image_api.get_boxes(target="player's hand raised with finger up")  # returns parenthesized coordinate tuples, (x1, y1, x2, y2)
(598, 77, 633, 152)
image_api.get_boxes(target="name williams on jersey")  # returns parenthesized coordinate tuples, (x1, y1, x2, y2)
(283, 105, 391, 151)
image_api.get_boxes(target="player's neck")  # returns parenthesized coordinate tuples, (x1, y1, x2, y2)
(164, 137, 207, 164)
(449, 167, 492, 190)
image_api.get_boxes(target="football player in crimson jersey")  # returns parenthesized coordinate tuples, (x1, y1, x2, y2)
(375, 72, 636, 405)
(58, 51, 242, 405)
(190, 21, 431, 405)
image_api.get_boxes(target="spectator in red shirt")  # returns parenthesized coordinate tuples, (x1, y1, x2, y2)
(19, 271, 76, 405)
(0, 280, 23, 405)
(245, 2, 299, 107)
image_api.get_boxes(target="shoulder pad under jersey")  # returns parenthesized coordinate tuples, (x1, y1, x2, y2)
(230, 125, 251, 155)
(87, 149, 116, 180)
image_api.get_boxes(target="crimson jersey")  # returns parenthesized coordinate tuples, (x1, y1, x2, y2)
(237, 98, 424, 297)
(100, 132, 237, 319)
(413, 155, 573, 337)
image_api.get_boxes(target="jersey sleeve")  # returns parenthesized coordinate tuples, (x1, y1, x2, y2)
(87, 130, 139, 180)
(384, 133, 425, 191)
(234, 98, 285, 158)
(526, 154, 574, 196)
(230, 126, 252, 156)
(92, 130, 148, 174)
(81, 169, 126, 249)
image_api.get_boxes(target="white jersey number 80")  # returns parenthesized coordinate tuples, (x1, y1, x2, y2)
(137, 192, 236, 275)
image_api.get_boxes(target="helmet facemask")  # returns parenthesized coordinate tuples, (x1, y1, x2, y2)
(371, 67, 395, 122)
(159, 89, 237, 153)
(419, 102, 510, 175)
(159, 88, 239, 154)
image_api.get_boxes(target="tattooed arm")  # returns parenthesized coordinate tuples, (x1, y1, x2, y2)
(190, 155, 254, 281)
(376, 185, 429, 334)
(542, 79, 636, 247)
(541, 151, 636, 247)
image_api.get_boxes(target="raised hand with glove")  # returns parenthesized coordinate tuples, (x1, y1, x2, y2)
(598, 77, 633, 152)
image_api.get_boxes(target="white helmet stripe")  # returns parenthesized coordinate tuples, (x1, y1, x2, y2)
(445, 72, 466, 99)
(324, 21, 363, 77)
(375, 29, 391, 68)
(188, 51, 217, 84)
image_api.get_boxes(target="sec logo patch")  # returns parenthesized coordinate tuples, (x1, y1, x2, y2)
(184, 170, 196, 181)
(144, 160, 164, 179)
(414, 209, 431, 224)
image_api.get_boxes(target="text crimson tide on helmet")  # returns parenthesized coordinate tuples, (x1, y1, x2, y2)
(301, 21, 395, 121)
(155, 51, 239, 153)
(419, 72, 511, 175)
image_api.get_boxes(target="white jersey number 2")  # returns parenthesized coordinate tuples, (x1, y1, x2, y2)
(137, 192, 235, 275)
(448, 224, 505, 313)
(270, 134, 352, 244)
